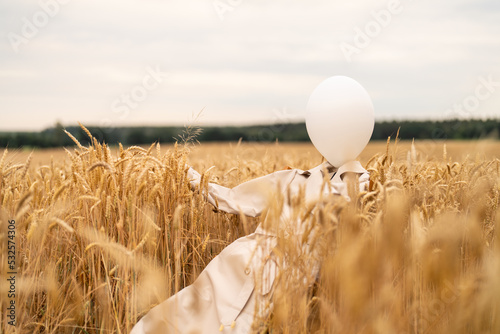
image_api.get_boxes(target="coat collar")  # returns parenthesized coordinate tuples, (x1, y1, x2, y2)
(331, 160, 367, 183)
(298, 160, 367, 182)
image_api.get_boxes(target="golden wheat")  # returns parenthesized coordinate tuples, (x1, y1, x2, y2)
(0, 129, 499, 333)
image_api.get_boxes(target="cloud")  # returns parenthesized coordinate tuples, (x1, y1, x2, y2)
(0, 0, 499, 131)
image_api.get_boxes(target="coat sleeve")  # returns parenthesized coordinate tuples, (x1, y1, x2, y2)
(187, 167, 294, 217)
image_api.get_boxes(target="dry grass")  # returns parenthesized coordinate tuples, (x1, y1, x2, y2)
(1, 128, 499, 333)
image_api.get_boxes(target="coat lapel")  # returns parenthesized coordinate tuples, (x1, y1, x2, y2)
(331, 160, 367, 183)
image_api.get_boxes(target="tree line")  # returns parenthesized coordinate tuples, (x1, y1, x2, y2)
(0, 119, 499, 148)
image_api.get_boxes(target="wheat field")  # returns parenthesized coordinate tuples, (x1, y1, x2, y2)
(1, 128, 500, 333)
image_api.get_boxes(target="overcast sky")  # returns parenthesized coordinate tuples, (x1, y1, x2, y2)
(1, 0, 499, 131)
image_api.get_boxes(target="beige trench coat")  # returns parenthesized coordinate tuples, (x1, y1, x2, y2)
(131, 161, 369, 334)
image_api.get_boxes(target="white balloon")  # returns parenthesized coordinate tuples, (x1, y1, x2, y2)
(306, 76, 374, 167)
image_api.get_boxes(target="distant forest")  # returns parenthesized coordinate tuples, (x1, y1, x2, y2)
(1, 119, 499, 148)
